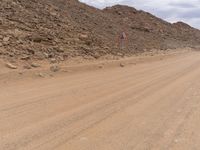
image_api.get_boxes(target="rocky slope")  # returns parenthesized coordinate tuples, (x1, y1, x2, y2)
(0, 0, 200, 62)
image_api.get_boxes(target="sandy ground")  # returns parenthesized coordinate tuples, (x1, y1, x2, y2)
(1, 50, 200, 150)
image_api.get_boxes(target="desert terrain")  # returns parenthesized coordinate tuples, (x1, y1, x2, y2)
(1, 0, 200, 150)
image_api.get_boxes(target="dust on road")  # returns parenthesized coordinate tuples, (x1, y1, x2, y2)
(1, 51, 200, 150)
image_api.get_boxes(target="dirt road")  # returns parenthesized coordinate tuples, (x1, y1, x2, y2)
(1, 51, 200, 150)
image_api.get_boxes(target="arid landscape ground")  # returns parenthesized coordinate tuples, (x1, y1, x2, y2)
(1, 0, 200, 150)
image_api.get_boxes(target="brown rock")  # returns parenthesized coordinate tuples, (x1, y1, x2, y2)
(37, 73, 45, 78)
(79, 34, 88, 40)
(23, 65, 32, 69)
(6, 63, 17, 69)
(21, 55, 30, 60)
(3, 37, 10, 42)
(31, 63, 40, 68)
(50, 58, 57, 63)
(50, 65, 60, 72)
(98, 65, 104, 69)
(120, 63, 125, 67)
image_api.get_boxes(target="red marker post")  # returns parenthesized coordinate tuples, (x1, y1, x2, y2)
(118, 31, 127, 50)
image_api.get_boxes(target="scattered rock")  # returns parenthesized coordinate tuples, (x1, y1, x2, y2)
(58, 56, 64, 61)
(32, 36, 44, 43)
(31, 63, 40, 68)
(116, 52, 124, 57)
(79, 34, 88, 40)
(120, 63, 125, 67)
(6, 62, 17, 69)
(43, 52, 49, 58)
(23, 65, 32, 69)
(98, 65, 104, 69)
(21, 55, 30, 60)
(50, 65, 60, 72)
(50, 58, 57, 63)
(3, 37, 10, 42)
(38, 73, 45, 78)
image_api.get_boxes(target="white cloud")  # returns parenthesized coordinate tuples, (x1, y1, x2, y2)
(79, 0, 200, 29)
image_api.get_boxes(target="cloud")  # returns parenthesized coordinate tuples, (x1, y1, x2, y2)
(79, 0, 200, 29)
(169, 2, 196, 8)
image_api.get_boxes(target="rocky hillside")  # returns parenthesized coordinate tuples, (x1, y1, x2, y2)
(0, 0, 200, 61)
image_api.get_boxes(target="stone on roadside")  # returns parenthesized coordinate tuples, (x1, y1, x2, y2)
(120, 63, 125, 67)
(38, 73, 45, 78)
(31, 63, 40, 68)
(50, 65, 60, 72)
(21, 55, 30, 60)
(23, 65, 32, 69)
(98, 65, 104, 69)
(50, 58, 57, 63)
(6, 63, 17, 69)
(58, 56, 64, 61)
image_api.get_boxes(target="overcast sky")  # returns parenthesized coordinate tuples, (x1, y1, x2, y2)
(79, 0, 200, 29)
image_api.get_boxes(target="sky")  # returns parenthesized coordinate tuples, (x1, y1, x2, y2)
(79, 0, 200, 29)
